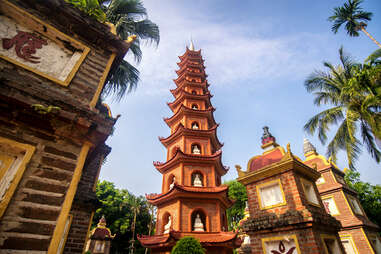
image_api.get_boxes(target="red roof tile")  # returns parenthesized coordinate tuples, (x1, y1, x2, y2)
(249, 147, 285, 172)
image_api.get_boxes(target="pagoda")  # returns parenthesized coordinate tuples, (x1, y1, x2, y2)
(138, 44, 241, 253)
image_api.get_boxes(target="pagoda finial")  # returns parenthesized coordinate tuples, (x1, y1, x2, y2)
(303, 138, 317, 156)
(261, 126, 278, 151)
(189, 37, 195, 51)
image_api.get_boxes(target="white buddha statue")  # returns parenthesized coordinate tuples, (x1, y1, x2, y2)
(169, 176, 176, 189)
(192, 145, 201, 154)
(193, 174, 203, 187)
(163, 215, 171, 234)
(193, 214, 204, 232)
(192, 123, 199, 130)
(243, 235, 251, 245)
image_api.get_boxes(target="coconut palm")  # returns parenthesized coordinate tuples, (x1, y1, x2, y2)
(328, 0, 381, 48)
(304, 47, 381, 169)
(100, 0, 160, 100)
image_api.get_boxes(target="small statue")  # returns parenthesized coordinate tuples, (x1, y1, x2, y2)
(164, 215, 171, 234)
(193, 174, 203, 187)
(170, 176, 176, 189)
(192, 122, 199, 130)
(243, 235, 251, 245)
(192, 145, 201, 154)
(193, 214, 204, 232)
(192, 104, 198, 110)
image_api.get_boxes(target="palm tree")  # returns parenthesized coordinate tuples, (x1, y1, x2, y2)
(304, 47, 381, 169)
(144, 203, 155, 254)
(328, 0, 381, 48)
(100, 0, 160, 100)
(129, 195, 141, 254)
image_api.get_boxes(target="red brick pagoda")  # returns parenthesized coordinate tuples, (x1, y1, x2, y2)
(138, 44, 241, 253)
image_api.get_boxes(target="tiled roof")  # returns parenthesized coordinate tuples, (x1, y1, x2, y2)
(249, 146, 285, 172)
(138, 231, 241, 247)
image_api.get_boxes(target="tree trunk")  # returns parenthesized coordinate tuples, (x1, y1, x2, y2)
(361, 27, 381, 48)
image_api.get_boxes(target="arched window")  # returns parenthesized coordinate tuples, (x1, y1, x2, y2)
(168, 174, 176, 190)
(191, 90, 197, 95)
(191, 171, 204, 187)
(221, 213, 227, 231)
(191, 122, 199, 130)
(162, 212, 171, 234)
(191, 144, 201, 155)
(191, 104, 198, 110)
(191, 210, 207, 232)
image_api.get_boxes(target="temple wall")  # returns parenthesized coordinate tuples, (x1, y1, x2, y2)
(0, 116, 81, 251)
(157, 201, 178, 233)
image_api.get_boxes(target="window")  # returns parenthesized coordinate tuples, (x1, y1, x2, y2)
(316, 176, 325, 185)
(322, 197, 340, 215)
(340, 236, 358, 254)
(262, 235, 300, 254)
(321, 235, 342, 254)
(94, 240, 105, 253)
(191, 122, 199, 130)
(191, 144, 201, 155)
(257, 179, 286, 209)
(191, 104, 198, 110)
(301, 178, 320, 205)
(191, 90, 197, 95)
(0, 138, 35, 219)
(347, 195, 363, 215)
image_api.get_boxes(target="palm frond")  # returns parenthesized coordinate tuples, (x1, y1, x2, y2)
(103, 60, 139, 101)
(360, 121, 381, 162)
(365, 49, 381, 63)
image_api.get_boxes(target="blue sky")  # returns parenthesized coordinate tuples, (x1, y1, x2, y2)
(102, 0, 381, 196)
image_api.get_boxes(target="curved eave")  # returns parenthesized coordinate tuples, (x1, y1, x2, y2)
(167, 92, 212, 112)
(178, 48, 203, 60)
(159, 123, 223, 150)
(164, 104, 217, 128)
(138, 230, 241, 249)
(173, 72, 206, 87)
(146, 183, 233, 207)
(170, 81, 209, 97)
(153, 149, 228, 176)
(175, 65, 206, 77)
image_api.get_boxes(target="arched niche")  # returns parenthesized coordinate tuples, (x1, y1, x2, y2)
(221, 212, 227, 231)
(191, 170, 205, 187)
(191, 144, 201, 155)
(191, 104, 199, 110)
(167, 174, 175, 191)
(191, 121, 199, 130)
(190, 209, 207, 232)
(191, 90, 197, 95)
(162, 212, 171, 234)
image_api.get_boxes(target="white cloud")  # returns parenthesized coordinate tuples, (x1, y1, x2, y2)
(124, 2, 331, 97)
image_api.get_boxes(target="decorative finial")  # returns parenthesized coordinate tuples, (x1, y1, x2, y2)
(189, 37, 195, 51)
(98, 215, 107, 227)
(303, 138, 317, 156)
(261, 126, 276, 144)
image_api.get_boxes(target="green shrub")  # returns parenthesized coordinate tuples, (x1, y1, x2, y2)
(171, 236, 205, 254)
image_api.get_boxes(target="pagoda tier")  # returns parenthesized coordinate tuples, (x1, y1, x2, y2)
(159, 123, 223, 151)
(138, 45, 239, 254)
(164, 104, 217, 129)
(146, 183, 234, 207)
(170, 81, 209, 97)
(167, 91, 213, 112)
(153, 148, 228, 176)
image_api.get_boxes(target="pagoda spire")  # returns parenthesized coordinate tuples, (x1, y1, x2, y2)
(189, 37, 195, 51)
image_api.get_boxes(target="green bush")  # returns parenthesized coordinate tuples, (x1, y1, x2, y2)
(171, 237, 205, 254)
